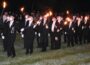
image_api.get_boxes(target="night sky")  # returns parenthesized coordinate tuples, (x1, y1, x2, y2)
(0, 0, 90, 13)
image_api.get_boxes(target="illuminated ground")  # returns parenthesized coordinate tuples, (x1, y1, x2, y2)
(0, 34, 90, 65)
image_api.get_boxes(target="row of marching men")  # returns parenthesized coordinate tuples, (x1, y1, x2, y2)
(0, 12, 90, 57)
(63, 15, 90, 47)
(20, 14, 90, 51)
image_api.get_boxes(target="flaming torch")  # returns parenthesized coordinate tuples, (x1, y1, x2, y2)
(66, 17, 72, 22)
(44, 13, 49, 18)
(20, 7, 25, 13)
(44, 11, 53, 18)
(64, 17, 72, 26)
(66, 10, 69, 15)
(3, 1, 7, 9)
(64, 21, 68, 25)
(85, 16, 89, 21)
(0, 1, 7, 18)
(49, 11, 53, 16)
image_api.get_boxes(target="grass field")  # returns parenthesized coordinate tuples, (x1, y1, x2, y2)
(0, 34, 90, 65)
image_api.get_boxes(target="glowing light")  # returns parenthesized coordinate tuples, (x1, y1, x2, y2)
(46, 25, 49, 29)
(66, 10, 69, 14)
(20, 7, 24, 12)
(64, 21, 68, 25)
(66, 17, 72, 22)
(44, 13, 49, 18)
(44, 11, 53, 18)
(3, 1, 7, 8)
(49, 11, 53, 16)
(85, 16, 89, 21)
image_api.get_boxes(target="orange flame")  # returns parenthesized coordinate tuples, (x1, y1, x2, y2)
(49, 11, 53, 16)
(66, 10, 69, 14)
(64, 21, 68, 25)
(85, 16, 89, 21)
(20, 7, 24, 12)
(66, 17, 72, 22)
(3, 1, 7, 8)
(44, 11, 53, 18)
(44, 13, 49, 18)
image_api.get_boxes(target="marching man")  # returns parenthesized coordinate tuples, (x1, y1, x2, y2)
(21, 15, 35, 55)
(2, 14, 16, 57)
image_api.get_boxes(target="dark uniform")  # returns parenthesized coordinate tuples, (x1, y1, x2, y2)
(50, 17, 61, 49)
(0, 17, 6, 52)
(63, 21, 69, 44)
(40, 18, 49, 51)
(67, 21, 75, 47)
(75, 18, 83, 45)
(22, 17, 35, 54)
(3, 16, 16, 57)
(1, 14, 8, 52)
(88, 19, 90, 43)
(2, 20, 10, 53)
(73, 18, 78, 45)
(35, 19, 42, 48)
(82, 18, 89, 44)
(56, 17, 63, 49)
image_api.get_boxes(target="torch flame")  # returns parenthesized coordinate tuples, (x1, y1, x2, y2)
(44, 11, 53, 18)
(66, 10, 69, 14)
(44, 13, 49, 18)
(85, 16, 89, 21)
(3, 1, 7, 8)
(64, 21, 68, 25)
(66, 17, 72, 22)
(49, 11, 53, 16)
(20, 7, 24, 12)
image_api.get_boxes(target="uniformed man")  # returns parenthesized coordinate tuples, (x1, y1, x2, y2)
(72, 16, 78, 45)
(21, 15, 35, 55)
(1, 12, 8, 52)
(56, 16, 63, 49)
(2, 14, 16, 57)
(63, 18, 69, 44)
(35, 16, 43, 48)
(66, 17, 75, 47)
(40, 16, 49, 52)
(75, 16, 83, 45)
(51, 17, 60, 49)
(82, 15, 89, 44)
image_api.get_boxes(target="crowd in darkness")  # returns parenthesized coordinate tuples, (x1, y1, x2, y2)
(0, 11, 90, 58)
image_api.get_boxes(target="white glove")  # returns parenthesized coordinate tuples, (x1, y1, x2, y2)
(20, 28, 24, 32)
(33, 25, 37, 28)
(48, 33, 50, 37)
(38, 33, 40, 37)
(35, 32, 37, 35)
(60, 28, 62, 30)
(2, 36, 5, 39)
(46, 25, 49, 29)
(72, 28, 74, 31)
(73, 29, 76, 33)
(82, 26, 84, 30)
(57, 29, 60, 32)
(37, 21, 40, 25)
(65, 32, 67, 35)
(21, 34, 24, 38)
(55, 37, 58, 41)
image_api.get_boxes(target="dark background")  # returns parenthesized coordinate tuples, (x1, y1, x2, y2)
(0, 0, 90, 14)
